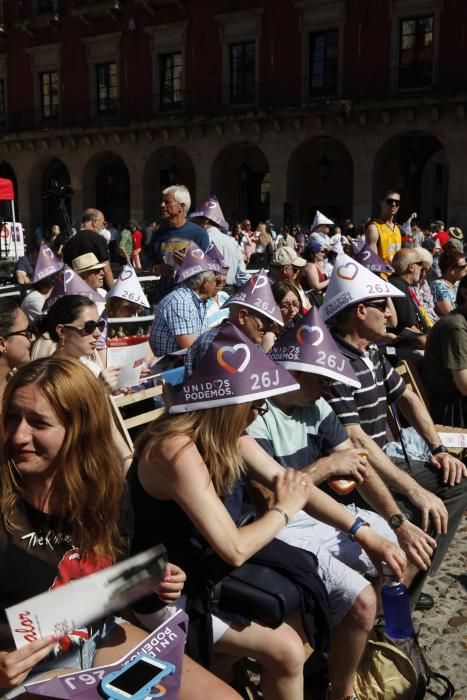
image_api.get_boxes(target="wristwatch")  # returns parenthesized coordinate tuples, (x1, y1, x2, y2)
(388, 513, 407, 530)
(431, 444, 448, 456)
(348, 517, 370, 541)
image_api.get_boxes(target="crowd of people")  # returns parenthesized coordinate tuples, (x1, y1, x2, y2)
(0, 183, 466, 700)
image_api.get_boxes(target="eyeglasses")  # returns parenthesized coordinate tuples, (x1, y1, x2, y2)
(4, 325, 35, 341)
(279, 301, 300, 311)
(363, 300, 389, 312)
(251, 401, 269, 416)
(385, 198, 400, 206)
(320, 376, 335, 388)
(246, 313, 275, 333)
(454, 263, 467, 270)
(64, 320, 106, 335)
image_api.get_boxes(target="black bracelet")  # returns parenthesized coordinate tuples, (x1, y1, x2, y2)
(431, 444, 448, 455)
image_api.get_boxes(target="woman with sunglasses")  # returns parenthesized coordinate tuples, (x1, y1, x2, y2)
(45, 295, 120, 393)
(0, 299, 35, 404)
(432, 251, 467, 317)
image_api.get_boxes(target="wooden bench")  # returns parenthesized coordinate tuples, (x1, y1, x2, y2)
(109, 383, 165, 451)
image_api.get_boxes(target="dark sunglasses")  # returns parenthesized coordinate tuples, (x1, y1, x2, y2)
(4, 325, 35, 341)
(247, 312, 276, 333)
(64, 320, 106, 334)
(320, 376, 335, 388)
(363, 300, 389, 312)
(251, 401, 269, 417)
(385, 198, 400, 207)
(454, 263, 467, 270)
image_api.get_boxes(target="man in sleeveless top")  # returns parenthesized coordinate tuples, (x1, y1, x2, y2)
(366, 189, 402, 264)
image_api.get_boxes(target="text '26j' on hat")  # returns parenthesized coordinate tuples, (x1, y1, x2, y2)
(356, 245, 394, 274)
(175, 241, 224, 284)
(169, 324, 299, 413)
(320, 253, 404, 323)
(222, 270, 284, 326)
(32, 241, 63, 283)
(269, 306, 360, 388)
(106, 264, 150, 308)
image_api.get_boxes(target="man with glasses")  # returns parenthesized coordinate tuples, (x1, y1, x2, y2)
(366, 189, 402, 264)
(389, 248, 431, 348)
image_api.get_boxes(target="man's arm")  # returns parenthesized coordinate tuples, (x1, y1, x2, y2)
(175, 333, 198, 349)
(103, 260, 114, 289)
(452, 368, 467, 396)
(15, 270, 29, 284)
(395, 386, 467, 485)
(365, 223, 379, 254)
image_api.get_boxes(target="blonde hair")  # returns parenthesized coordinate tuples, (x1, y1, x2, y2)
(0, 357, 125, 559)
(136, 401, 251, 496)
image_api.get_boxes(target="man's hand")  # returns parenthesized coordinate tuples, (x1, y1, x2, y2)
(408, 486, 448, 534)
(355, 527, 407, 580)
(395, 520, 436, 571)
(430, 452, 467, 486)
(306, 449, 368, 486)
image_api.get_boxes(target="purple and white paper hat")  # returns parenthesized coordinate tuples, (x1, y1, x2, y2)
(169, 324, 299, 412)
(312, 210, 334, 230)
(190, 195, 229, 232)
(356, 245, 394, 274)
(43, 265, 104, 312)
(106, 264, 150, 308)
(175, 241, 223, 284)
(32, 242, 63, 283)
(269, 306, 360, 388)
(221, 270, 284, 326)
(320, 253, 404, 322)
(206, 241, 228, 270)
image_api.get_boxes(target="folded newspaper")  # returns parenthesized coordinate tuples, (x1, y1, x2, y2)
(107, 315, 154, 388)
(6, 545, 167, 649)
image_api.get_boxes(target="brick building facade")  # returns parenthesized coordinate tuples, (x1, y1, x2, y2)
(0, 0, 466, 235)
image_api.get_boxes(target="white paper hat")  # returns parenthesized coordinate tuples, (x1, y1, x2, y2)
(320, 253, 405, 322)
(400, 222, 412, 237)
(312, 210, 334, 230)
(106, 264, 150, 308)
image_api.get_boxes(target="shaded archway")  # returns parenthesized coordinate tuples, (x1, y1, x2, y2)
(143, 147, 196, 221)
(0, 161, 18, 222)
(83, 152, 130, 228)
(372, 131, 448, 222)
(286, 137, 353, 226)
(211, 142, 270, 226)
(40, 158, 72, 233)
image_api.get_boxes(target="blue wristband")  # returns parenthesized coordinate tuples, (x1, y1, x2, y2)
(348, 516, 370, 541)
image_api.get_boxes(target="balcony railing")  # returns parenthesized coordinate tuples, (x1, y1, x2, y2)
(1, 63, 465, 134)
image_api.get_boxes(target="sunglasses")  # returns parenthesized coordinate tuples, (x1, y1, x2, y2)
(454, 263, 467, 270)
(4, 325, 35, 341)
(363, 300, 389, 312)
(385, 198, 400, 207)
(320, 376, 335, 388)
(246, 312, 275, 333)
(64, 320, 106, 335)
(251, 401, 269, 416)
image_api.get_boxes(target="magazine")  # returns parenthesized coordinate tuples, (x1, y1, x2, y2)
(106, 315, 154, 387)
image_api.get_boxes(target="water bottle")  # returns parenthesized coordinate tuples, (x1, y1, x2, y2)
(381, 562, 414, 640)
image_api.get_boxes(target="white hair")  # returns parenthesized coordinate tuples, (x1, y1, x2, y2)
(162, 185, 191, 212)
(413, 246, 433, 267)
(184, 270, 215, 289)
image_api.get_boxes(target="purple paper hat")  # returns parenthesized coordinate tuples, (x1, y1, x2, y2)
(32, 242, 63, 283)
(190, 195, 229, 232)
(169, 324, 299, 412)
(43, 265, 104, 311)
(269, 306, 361, 388)
(175, 241, 223, 284)
(221, 270, 284, 326)
(206, 241, 228, 270)
(356, 245, 394, 274)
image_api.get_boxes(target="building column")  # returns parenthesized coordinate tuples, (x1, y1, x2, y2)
(351, 143, 374, 225)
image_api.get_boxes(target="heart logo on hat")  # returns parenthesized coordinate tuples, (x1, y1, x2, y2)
(337, 262, 358, 280)
(253, 273, 268, 290)
(296, 325, 324, 346)
(360, 251, 371, 261)
(192, 249, 204, 259)
(213, 379, 224, 388)
(207, 201, 217, 209)
(119, 268, 134, 281)
(42, 246, 54, 259)
(64, 268, 75, 286)
(217, 343, 251, 374)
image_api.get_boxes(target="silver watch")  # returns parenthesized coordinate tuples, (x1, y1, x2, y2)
(388, 513, 407, 530)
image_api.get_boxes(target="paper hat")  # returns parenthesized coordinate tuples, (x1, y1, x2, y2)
(206, 241, 228, 270)
(312, 210, 334, 230)
(175, 241, 223, 284)
(106, 264, 150, 308)
(356, 246, 394, 274)
(190, 195, 229, 232)
(32, 242, 63, 283)
(269, 306, 360, 388)
(43, 265, 104, 312)
(221, 270, 284, 326)
(72, 252, 106, 274)
(320, 253, 405, 322)
(169, 324, 299, 412)
(400, 222, 412, 237)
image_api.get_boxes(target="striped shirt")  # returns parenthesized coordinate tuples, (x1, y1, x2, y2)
(150, 285, 209, 357)
(327, 334, 406, 447)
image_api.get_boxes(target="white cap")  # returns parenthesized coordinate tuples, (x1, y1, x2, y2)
(312, 210, 334, 230)
(106, 264, 150, 308)
(320, 253, 405, 322)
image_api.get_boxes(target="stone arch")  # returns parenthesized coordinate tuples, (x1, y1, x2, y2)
(143, 147, 196, 222)
(0, 160, 19, 222)
(372, 130, 447, 222)
(211, 142, 270, 226)
(82, 151, 130, 228)
(286, 136, 354, 225)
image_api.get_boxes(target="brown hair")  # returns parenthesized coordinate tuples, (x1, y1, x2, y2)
(0, 356, 124, 559)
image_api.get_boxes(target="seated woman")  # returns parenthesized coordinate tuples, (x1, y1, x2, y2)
(432, 251, 467, 316)
(261, 281, 303, 351)
(0, 300, 35, 404)
(303, 241, 330, 296)
(0, 357, 241, 700)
